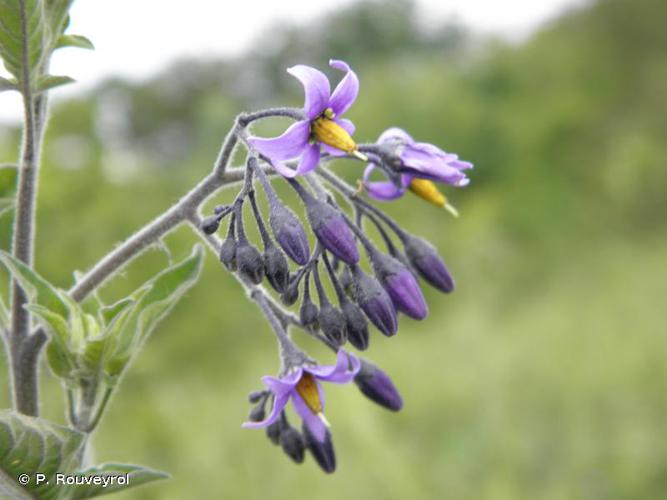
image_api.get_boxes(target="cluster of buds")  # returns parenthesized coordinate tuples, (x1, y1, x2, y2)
(200, 60, 472, 472)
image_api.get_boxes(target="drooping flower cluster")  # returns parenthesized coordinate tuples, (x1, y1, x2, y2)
(201, 60, 472, 473)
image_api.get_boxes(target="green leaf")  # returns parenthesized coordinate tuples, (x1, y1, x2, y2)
(0, 75, 17, 92)
(35, 74, 75, 92)
(0, 250, 69, 318)
(0, 0, 48, 82)
(0, 409, 84, 500)
(56, 33, 94, 50)
(107, 245, 203, 375)
(99, 298, 134, 326)
(67, 463, 169, 499)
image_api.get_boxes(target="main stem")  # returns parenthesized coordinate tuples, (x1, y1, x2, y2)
(9, 0, 48, 415)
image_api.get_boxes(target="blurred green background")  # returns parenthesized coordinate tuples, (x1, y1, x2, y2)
(1, 0, 667, 498)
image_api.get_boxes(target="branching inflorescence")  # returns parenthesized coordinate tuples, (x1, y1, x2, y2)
(1, 53, 472, 485)
(193, 59, 473, 472)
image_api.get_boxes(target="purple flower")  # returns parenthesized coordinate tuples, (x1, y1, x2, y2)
(363, 128, 473, 201)
(248, 60, 362, 178)
(243, 350, 361, 443)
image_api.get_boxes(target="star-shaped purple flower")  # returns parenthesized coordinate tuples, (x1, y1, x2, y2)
(242, 350, 361, 442)
(247, 60, 360, 178)
(363, 128, 473, 200)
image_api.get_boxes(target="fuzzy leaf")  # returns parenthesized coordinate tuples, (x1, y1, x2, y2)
(106, 245, 203, 375)
(0, 250, 69, 318)
(56, 33, 93, 50)
(0, 409, 84, 500)
(0, 0, 47, 82)
(65, 463, 169, 499)
(35, 74, 74, 92)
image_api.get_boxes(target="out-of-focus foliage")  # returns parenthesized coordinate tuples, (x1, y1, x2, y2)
(0, 0, 665, 498)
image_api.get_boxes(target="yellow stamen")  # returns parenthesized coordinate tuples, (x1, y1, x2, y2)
(312, 117, 366, 160)
(408, 178, 459, 217)
(295, 373, 323, 414)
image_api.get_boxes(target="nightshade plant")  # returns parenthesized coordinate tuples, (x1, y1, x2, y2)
(0, 1, 472, 497)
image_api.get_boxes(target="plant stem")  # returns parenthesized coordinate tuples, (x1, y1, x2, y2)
(8, 2, 49, 416)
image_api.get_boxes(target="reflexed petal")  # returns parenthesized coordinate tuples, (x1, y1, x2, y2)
(241, 392, 290, 429)
(363, 164, 408, 200)
(307, 350, 360, 383)
(261, 370, 302, 395)
(292, 392, 328, 443)
(378, 127, 413, 144)
(328, 60, 359, 117)
(287, 65, 331, 118)
(247, 120, 310, 161)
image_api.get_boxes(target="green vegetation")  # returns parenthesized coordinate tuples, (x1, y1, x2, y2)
(1, 0, 665, 498)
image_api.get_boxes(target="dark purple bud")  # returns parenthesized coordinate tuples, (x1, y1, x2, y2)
(280, 281, 300, 306)
(264, 246, 289, 293)
(266, 419, 282, 445)
(248, 403, 266, 422)
(269, 202, 310, 265)
(280, 426, 306, 464)
(371, 251, 428, 320)
(351, 266, 398, 336)
(319, 303, 347, 347)
(342, 301, 369, 351)
(247, 391, 266, 403)
(236, 243, 264, 284)
(404, 235, 455, 293)
(354, 359, 403, 411)
(200, 215, 221, 235)
(303, 424, 336, 474)
(300, 299, 319, 333)
(304, 198, 359, 265)
(219, 236, 237, 271)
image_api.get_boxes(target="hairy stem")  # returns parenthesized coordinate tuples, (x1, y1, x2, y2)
(8, 2, 49, 416)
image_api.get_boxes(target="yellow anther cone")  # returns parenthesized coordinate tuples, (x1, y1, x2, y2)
(408, 178, 459, 217)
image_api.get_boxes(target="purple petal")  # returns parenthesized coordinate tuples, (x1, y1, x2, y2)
(287, 65, 331, 119)
(307, 350, 360, 383)
(328, 60, 359, 117)
(261, 369, 302, 395)
(363, 164, 408, 201)
(242, 391, 290, 429)
(378, 127, 413, 144)
(292, 392, 328, 443)
(296, 143, 321, 174)
(247, 120, 310, 162)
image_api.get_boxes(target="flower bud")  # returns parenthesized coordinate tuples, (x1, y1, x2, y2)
(266, 419, 282, 445)
(305, 199, 359, 265)
(354, 359, 403, 411)
(319, 303, 347, 347)
(342, 301, 369, 351)
(404, 235, 454, 293)
(264, 246, 290, 293)
(303, 424, 336, 474)
(351, 266, 397, 336)
(280, 282, 300, 306)
(236, 243, 264, 284)
(248, 403, 266, 422)
(280, 426, 306, 464)
(371, 251, 428, 320)
(300, 299, 319, 333)
(219, 235, 237, 271)
(200, 215, 221, 235)
(247, 391, 266, 403)
(269, 202, 310, 265)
